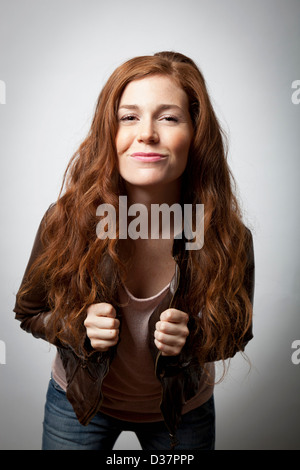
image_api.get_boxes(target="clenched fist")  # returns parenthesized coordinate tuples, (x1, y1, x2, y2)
(154, 309, 189, 356)
(84, 303, 120, 352)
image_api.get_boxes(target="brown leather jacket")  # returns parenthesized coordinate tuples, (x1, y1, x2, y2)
(13, 213, 255, 442)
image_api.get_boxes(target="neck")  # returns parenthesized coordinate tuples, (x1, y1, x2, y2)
(124, 180, 182, 208)
(121, 180, 183, 239)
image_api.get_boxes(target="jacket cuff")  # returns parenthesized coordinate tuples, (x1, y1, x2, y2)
(156, 353, 192, 378)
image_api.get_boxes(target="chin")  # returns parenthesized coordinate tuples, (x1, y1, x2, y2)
(122, 174, 168, 187)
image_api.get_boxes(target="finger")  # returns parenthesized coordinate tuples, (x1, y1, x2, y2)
(84, 314, 119, 331)
(87, 326, 119, 351)
(87, 303, 116, 318)
(155, 320, 189, 337)
(159, 309, 189, 324)
(90, 327, 119, 341)
(154, 338, 184, 357)
(154, 329, 187, 347)
(90, 337, 119, 352)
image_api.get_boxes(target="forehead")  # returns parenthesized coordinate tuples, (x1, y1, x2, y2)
(118, 74, 189, 108)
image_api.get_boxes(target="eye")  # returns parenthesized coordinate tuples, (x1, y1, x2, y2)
(119, 114, 138, 122)
(160, 115, 179, 123)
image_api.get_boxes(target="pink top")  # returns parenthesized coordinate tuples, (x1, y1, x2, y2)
(52, 283, 214, 422)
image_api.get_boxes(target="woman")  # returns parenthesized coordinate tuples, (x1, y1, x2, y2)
(14, 51, 254, 450)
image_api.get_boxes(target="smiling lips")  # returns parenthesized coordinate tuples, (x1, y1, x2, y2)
(130, 152, 167, 162)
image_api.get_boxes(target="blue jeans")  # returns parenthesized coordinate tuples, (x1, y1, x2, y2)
(42, 377, 215, 450)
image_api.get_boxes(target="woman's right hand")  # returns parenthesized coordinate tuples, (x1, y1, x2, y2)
(84, 303, 120, 352)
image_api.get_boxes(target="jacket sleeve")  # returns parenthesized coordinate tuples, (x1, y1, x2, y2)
(13, 207, 66, 348)
(240, 228, 255, 349)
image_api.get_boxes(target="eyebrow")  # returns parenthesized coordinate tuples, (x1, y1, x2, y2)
(118, 104, 183, 112)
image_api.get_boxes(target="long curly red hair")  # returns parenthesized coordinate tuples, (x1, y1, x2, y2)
(17, 51, 253, 364)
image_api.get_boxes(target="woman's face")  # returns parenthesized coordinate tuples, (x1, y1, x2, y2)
(116, 75, 193, 191)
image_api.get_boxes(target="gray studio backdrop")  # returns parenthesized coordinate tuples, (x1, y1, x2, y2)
(0, 0, 299, 450)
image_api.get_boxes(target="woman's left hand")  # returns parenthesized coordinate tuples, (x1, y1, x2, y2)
(154, 309, 189, 356)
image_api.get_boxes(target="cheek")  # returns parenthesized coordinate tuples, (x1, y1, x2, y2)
(115, 131, 124, 156)
(115, 128, 134, 156)
(170, 131, 192, 160)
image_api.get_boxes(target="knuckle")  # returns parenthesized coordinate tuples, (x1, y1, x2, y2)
(84, 317, 93, 330)
(110, 329, 118, 339)
(107, 318, 115, 329)
(156, 331, 165, 342)
(91, 303, 115, 317)
(105, 304, 116, 316)
(91, 339, 102, 350)
(160, 332, 166, 342)
(166, 309, 174, 320)
(86, 303, 95, 313)
(161, 309, 171, 321)
(106, 319, 118, 331)
(180, 312, 188, 323)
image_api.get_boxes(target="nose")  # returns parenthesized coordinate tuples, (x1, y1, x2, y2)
(137, 118, 159, 144)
